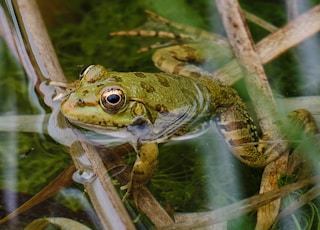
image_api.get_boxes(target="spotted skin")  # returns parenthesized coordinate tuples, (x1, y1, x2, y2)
(56, 12, 319, 207)
(58, 61, 318, 208)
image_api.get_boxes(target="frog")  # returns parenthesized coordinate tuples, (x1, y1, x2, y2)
(54, 53, 317, 208)
(54, 10, 319, 207)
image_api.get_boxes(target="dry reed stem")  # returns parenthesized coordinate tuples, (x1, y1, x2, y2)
(13, 0, 64, 83)
(215, 1, 291, 229)
(243, 10, 278, 32)
(214, 4, 320, 85)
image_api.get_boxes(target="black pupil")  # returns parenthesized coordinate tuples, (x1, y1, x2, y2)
(107, 94, 120, 104)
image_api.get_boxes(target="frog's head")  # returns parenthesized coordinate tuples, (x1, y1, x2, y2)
(60, 65, 153, 140)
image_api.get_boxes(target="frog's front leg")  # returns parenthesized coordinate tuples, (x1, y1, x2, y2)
(122, 142, 159, 207)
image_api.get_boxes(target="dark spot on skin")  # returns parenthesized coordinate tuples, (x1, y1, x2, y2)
(154, 73, 170, 87)
(98, 120, 108, 126)
(169, 50, 178, 57)
(134, 72, 147, 78)
(140, 82, 155, 93)
(155, 56, 166, 68)
(228, 137, 253, 146)
(117, 123, 125, 128)
(81, 90, 89, 96)
(155, 104, 169, 114)
(134, 170, 144, 176)
(189, 72, 201, 78)
(152, 31, 159, 37)
(110, 75, 123, 82)
(168, 74, 181, 80)
(174, 34, 181, 40)
(239, 154, 254, 161)
(217, 121, 248, 131)
(87, 79, 96, 83)
(181, 45, 198, 54)
(172, 63, 187, 75)
(220, 89, 229, 98)
(97, 84, 104, 88)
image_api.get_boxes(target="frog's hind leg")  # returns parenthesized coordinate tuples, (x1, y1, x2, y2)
(287, 109, 319, 137)
(144, 9, 229, 45)
(215, 103, 286, 168)
(215, 105, 319, 168)
(110, 9, 228, 45)
(152, 43, 233, 79)
(152, 44, 214, 78)
(286, 109, 319, 178)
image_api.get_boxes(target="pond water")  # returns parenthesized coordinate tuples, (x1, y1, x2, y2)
(1, 0, 320, 229)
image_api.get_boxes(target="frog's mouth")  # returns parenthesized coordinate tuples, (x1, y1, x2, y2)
(65, 116, 151, 142)
(66, 117, 127, 135)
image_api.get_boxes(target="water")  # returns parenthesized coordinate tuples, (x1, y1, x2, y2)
(1, 0, 320, 229)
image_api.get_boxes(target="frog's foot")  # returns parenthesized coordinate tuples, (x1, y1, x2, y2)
(49, 80, 80, 101)
(288, 109, 319, 136)
(120, 183, 130, 201)
(120, 181, 141, 208)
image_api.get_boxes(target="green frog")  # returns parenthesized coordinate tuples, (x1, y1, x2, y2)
(50, 10, 320, 213)
(55, 41, 319, 207)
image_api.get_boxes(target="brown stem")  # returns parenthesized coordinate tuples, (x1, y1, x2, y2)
(215, 1, 290, 229)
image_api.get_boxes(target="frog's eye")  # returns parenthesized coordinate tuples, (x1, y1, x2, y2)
(79, 65, 95, 80)
(100, 87, 126, 114)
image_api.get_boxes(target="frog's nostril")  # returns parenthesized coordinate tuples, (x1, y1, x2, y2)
(76, 98, 86, 106)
